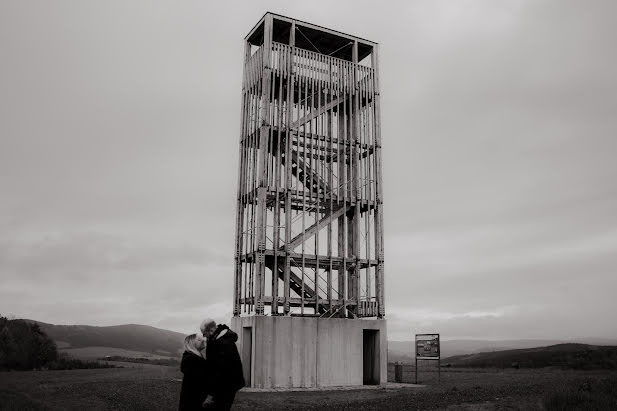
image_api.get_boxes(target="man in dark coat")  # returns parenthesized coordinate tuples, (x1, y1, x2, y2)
(201, 319, 245, 410)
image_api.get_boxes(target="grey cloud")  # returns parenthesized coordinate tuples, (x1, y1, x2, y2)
(386, 303, 611, 340)
(1, 231, 226, 276)
(385, 244, 616, 326)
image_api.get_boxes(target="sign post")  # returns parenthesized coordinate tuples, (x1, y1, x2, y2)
(415, 333, 440, 384)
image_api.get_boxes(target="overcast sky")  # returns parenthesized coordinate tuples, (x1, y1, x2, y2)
(1, 0, 616, 341)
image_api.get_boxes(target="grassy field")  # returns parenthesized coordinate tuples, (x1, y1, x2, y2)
(59, 347, 174, 361)
(1, 364, 616, 410)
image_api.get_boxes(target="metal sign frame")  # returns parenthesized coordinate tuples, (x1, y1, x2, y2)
(415, 333, 440, 384)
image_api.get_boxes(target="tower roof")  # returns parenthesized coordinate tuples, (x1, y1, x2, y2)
(246, 12, 376, 62)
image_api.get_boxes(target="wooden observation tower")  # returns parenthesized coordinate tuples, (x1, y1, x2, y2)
(231, 13, 387, 388)
(233, 13, 385, 320)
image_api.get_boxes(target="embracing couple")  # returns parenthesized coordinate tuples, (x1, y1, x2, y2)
(178, 319, 245, 411)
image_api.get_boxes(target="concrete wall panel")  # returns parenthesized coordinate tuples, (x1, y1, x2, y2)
(230, 316, 387, 388)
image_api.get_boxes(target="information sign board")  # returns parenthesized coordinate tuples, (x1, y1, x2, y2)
(416, 334, 440, 358)
(415, 333, 440, 383)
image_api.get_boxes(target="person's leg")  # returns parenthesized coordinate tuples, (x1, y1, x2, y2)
(214, 391, 236, 411)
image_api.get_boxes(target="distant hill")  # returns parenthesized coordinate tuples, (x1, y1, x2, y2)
(25, 320, 185, 358)
(387, 338, 617, 363)
(21, 319, 617, 366)
(443, 343, 617, 370)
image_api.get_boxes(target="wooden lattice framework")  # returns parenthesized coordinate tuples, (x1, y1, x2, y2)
(233, 13, 384, 319)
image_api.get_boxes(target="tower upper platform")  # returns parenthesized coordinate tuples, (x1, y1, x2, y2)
(245, 12, 376, 62)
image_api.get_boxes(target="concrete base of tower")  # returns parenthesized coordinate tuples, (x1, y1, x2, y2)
(230, 315, 387, 389)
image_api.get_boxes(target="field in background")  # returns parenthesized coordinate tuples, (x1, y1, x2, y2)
(59, 346, 174, 361)
(1, 364, 616, 410)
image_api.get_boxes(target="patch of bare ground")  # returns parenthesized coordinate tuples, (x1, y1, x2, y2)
(1, 366, 616, 410)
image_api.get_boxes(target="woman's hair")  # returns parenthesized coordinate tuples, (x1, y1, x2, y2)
(184, 333, 206, 358)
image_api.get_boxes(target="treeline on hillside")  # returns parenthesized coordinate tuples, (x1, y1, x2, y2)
(0, 316, 114, 371)
(446, 344, 617, 370)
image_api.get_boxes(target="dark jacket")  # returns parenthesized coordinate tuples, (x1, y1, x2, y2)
(206, 324, 245, 397)
(178, 351, 212, 411)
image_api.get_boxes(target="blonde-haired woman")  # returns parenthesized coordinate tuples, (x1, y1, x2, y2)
(178, 334, 212, 410)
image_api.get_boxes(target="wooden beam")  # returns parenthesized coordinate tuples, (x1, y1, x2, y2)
(289, 147, 330, 195)
(265, 259, 316, 299)
(244, 14, 266, 42)
(283, 204, 350, 251)
(290, 95, 346, 130)
(242, 296, 358, 308)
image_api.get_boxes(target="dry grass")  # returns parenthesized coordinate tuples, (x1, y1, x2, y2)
(542, 375, 617, 410)
(1, 365, 616, 410)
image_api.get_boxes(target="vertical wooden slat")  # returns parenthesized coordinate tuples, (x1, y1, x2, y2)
(272, 43, 285, 315)
(351, 42, 361, 313)
(247, 51, 260, 313)
(251, 65, 261, 313)
(235, 41, 251, 315)
(336, 57, 345, 316)
(362, 66, 371, 304)
(371, 45, 384, 318)
(253, 14, 273, 315)
(327, 56, 334, 312)
(267, 47, 275, 190)
(342, 59, 350, 317)
(314, 60, 320, 314)
(241, 82, 248, 312)
(300, 57, 307, 315)
(283, 22, 295, 315)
